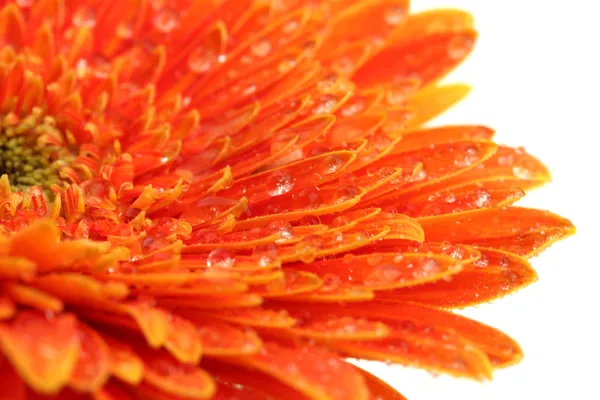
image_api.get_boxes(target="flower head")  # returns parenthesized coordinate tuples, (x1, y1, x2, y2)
(0, 1, 574, 399)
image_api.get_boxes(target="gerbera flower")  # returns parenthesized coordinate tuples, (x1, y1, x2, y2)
(0, 0, 574, 398)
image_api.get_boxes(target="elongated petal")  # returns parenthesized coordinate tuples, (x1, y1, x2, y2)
(0, 312, 79, 395)
(230, 342, 369, 400)
(376, 249, 537, 307)
(418, 207, 575, 256)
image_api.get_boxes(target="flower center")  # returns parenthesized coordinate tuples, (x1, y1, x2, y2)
(0, 110, 69, 195)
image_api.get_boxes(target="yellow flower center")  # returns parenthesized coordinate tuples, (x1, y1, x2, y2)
(0, 110, 71, 195)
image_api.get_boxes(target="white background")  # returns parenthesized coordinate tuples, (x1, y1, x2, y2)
(355, 1, 599, 399)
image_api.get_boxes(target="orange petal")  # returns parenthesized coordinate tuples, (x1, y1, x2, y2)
(231, 342, 369, 400)
(177, 316, 263, 357)
(361, 302, 523, 367)
(4, 283, 63, 313)
(198, 307, 296, 329)
(7, 219, 61, 269)
(221, 150, 356, 205)
(250, 270, 323, 297)
(377, 248, 537, 307)
(278, 223, 389, 264)
(234, 185, 363, 230)
(450, 145, 552, 190)
(287, 312, 390, 341)
(387, 9, 475, 45)
(99, 334, 144, 385)
(279, 285, 375, 303)
(333, 324, 492, 380)
(322, 0, 410, 47)
(403, 84, 471, 129)
(394, 125, 495, 151)
(140, 348, 216, 399)
(156, 293, 263, 309)
(361, 139, 498, 205)
(393, 179, 525, 218)
(418, 206, 575, 257)
(0, 296, 15, 320)
(206, 360, 311, 400)
(69, 323, 111, 392)
(0, 312, 79, 395)
(0, 256, 36, 280)
(353, 30, 477, 88)
(287, 252, 460, 291)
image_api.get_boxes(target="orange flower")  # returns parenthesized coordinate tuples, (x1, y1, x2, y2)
(0, 1, 574, 399)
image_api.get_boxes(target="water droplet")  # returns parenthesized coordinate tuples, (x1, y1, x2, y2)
(153, 8, 178, 33)
(367, 253, 384, 266)
(206, 248, 235, 268)
(377, 167, 396, 180)
(116, 21, 134, 39)
(323, 154, 343, 175)
(448, 34, 474, 60)
(295, 238, 318, 263)
(343, 254, 355, 264)
(268, 221, 294, 240)
(332, 56, 355, 75)
(251, 39, 272, 57)
(474, 253, 489, 268)
(252, 243, 279, 267)
(267, 170, 296, 196)
(72, 7, 96, 28)
(278, 56, 297, 73)
(512, 166, 533, 179)
(372, 134, 393, 151)
(340, 100, 365, 117)
(350, 229, 368, 243)
(320, 274, 341, 292)
(242, 84, 257, 95)
(16, 0, 34, 7)
(283, 20, 299, 33)
(317, 74, 338, 92)
(364, 264, 402, 287)
(188, 48, 218, 74)
(301, 234, 324, 250)
(427, 193, 440, 202)
(414, 258, 441, 278)
(502, 270, 520, 283)
(393, 253, 405, 263)
(445, 193, 456, 203)
(295, 188, 323, 210)
(313, 95, 337, 115)
(334, 184, 361, 203)
(332, 215, 350, 228)
(384, 6, 405, 25)
(454, 146, 479, 167)
(473, 189, 492, 208)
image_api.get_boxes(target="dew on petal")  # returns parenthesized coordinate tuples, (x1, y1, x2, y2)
(267, 170, 296, 197)
(448, 33, 475, 60)
(188, 49, 218, 74)
(207, 248, 236, 268)
(251, 39, 272, 58)
(116, 22, 134, 39)
(473, 189, 492, 208)
(72, 7, 97, 28)
(323, 154, 344, 175)
(384, 6, 406, 26)
(153, 8, 178, 33)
